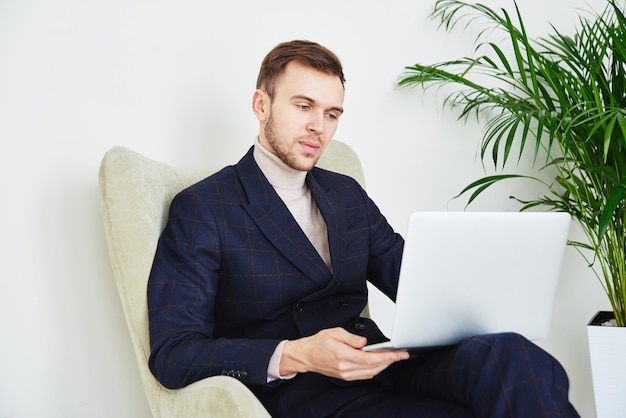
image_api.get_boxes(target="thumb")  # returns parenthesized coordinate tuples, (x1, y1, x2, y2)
(333, 327, 368, 348)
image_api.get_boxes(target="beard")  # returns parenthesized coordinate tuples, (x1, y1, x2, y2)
(264, 113, 321, 172)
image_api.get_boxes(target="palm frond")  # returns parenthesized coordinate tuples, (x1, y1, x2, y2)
(399, 0, 626, 326)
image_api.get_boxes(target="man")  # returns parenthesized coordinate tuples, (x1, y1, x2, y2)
(148, 40, 579, 417)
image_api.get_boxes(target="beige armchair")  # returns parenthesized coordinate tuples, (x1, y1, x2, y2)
(98, 140, 366, 417)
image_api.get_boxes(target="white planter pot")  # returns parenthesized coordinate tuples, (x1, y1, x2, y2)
(587, 311, 626, 418)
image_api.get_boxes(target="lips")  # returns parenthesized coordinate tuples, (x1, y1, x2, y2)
(299, 140, 321, 154)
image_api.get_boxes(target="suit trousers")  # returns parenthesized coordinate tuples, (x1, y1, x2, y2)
(330, 332, 580, 418)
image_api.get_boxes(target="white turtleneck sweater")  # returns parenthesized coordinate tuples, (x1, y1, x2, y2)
(252, 138, 333, 381)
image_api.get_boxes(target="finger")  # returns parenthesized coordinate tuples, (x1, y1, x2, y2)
(337, 353, 408, 381)
(340, 348, 407, 372)
(377, 349, 409, 362)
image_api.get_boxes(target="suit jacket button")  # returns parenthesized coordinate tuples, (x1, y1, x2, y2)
(295, 303, 304, 312)
(354, 322, 366, 331)
(339, 299, 350, 307)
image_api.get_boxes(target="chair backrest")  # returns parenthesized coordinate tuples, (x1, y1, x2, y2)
(98, 140, 366, 404)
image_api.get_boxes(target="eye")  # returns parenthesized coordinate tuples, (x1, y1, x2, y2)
(298, 104, 311, 111)
(326, 112, 339, 120)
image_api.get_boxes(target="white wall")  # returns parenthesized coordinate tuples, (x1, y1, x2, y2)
(0, 0, 610, 416)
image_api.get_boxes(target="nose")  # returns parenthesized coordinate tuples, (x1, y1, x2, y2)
(306, 111, 325, 134)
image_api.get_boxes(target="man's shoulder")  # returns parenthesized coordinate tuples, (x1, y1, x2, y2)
(185, 165, 238, 191)
(170, 164, 243, 209)
(176, 146, 255, 195)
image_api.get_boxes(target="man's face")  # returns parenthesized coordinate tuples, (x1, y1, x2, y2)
(254, 61, 345, 171)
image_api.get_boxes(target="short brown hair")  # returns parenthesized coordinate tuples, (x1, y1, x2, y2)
(256, 40, 345, 99)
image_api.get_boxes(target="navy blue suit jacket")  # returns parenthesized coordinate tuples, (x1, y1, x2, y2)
(148, 147, 404, 416)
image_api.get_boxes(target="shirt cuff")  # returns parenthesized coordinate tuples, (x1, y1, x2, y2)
(267, 340, 297, 382)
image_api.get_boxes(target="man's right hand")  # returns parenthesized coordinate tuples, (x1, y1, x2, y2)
(279, 327, 410, 381)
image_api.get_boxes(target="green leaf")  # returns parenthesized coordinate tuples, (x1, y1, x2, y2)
(453, 174, 534, 205)
(598, 183, 626, 240)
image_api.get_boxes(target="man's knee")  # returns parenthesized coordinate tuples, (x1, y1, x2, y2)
(457, 333, 577, 416)
(462, 332, 569, 388)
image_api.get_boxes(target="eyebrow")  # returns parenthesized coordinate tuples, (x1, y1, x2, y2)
(292, 95, 344, 115)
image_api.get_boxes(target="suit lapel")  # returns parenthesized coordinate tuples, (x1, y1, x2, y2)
(307, 174, 349, 293)
(236, 149, 334, 290)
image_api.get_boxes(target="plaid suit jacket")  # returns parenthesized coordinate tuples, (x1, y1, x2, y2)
(148, 147, 404, 416)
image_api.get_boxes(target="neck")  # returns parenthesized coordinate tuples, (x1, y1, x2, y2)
(253, 138, 307, 190)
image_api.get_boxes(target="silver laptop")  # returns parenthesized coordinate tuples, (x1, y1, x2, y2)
(363, 211, 571, 351)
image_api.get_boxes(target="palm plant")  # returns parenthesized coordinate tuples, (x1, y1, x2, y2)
(398, 0, 626, 326)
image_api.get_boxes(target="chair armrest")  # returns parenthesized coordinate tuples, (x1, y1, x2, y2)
(157, 376, 271, 418)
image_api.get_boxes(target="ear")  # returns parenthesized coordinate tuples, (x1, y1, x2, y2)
(252, 89, 269, 122)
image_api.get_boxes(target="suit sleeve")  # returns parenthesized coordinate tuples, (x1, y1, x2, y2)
(362, 187, 404, 302)
(147, 190, 281, 389)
